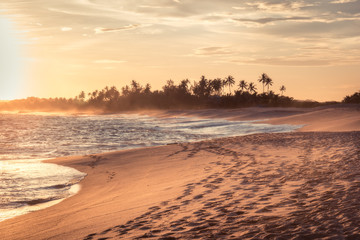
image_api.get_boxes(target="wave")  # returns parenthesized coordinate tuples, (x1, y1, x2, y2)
(0, 113, 301, 222)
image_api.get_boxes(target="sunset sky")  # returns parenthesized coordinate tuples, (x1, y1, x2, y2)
(0, 0, 359, 101)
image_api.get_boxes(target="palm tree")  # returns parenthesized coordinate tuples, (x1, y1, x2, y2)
(131, 80, 142, 93)
(178, 79, 190, 95)
(223, 75, 235, 95)
(280, 85, 286, 95)
(238, 80, 248, 92)
(258, 73, 269, 93)
(210, 78, 223, 96)
(179, 79, 190, 89)
(163, 79, 176, 95)
(248, 82, 257, 94)
(144, 83, 152, 94)
(121, 85, 130, 96)
(78, 91, 85, 101)
(265, 77, 273, 93)
(91, 90, 99, 98)
(193, 75, 211, 97)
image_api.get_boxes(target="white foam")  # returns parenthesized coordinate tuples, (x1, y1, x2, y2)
(0, 160, 85, 222)
(0, 112, 301, 222)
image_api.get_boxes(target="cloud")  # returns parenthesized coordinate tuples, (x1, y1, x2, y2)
(261, 19, 360, 39)
(139, 5, 173, 9)
(236, 57, 332, 66)
(194, 46, 234, 56)
(230, 48, 360, 66)
(232, 6, 247, 10)
(244, 1, 318, 12)
(3, 0, 360, 70)
(94, 24, 140, 34)
(331, 0, 357, 3)
(93, 59, 126, 64)
(61, 27, 72, 31)
(233, 16, 311, 24)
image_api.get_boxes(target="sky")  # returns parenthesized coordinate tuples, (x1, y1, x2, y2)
(0, 0, 359, 101)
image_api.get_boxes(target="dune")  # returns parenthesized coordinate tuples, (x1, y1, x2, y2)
(0, 106, 359, 239)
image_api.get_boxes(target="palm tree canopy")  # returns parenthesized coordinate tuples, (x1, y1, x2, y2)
(143, 84, 151, 94)
(280, 85, 286, 95)
(265, 77, 273, 92)
(258, 73, 269, 93)
(224, 75, 235, 86)
(179, 79, 190, 91)
(248, 82, 257, 94)
(224, 75, 235, 94)
(210, 78, 223, 95)
(266, 78, 273, 86)
(131, 80, 142, 93)
(258, 73, 268, 84)
(239, 80, 248, 91)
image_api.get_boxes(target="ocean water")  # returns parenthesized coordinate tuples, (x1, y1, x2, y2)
(0, 112, 301, 221)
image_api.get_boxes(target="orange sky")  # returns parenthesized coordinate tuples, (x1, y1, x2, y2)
(0, 0, 360, 101)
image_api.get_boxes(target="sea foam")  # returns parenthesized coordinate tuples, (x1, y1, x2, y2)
(0, 112, 301, 221)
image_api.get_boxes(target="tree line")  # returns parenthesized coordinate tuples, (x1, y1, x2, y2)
(343, 90, 360, 104)
(75, 73, 293, 111)
(0, 73, 357, 113)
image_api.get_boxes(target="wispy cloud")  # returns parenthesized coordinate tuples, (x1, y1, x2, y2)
(194, 47, 234, 56)
(233, 16, 311, 24)
(94, 24, 141, 34)
(331, 0, 357, 3)
(139, 5, 173, 9)
(234, 57, 332, 67)
(3, 0, 360, 68)
(1, 0, 359, 102)
(93, 59, 127, 64)
(61, 27, 72, 32)
(244, 1, 317, 12)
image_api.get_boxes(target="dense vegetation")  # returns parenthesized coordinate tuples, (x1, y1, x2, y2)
(343, 91, 360, 104)
(0, 73, 357, 113)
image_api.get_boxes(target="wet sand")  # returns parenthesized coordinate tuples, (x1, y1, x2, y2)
(1, 105, 359, 239)
(138, 104, 360, 132)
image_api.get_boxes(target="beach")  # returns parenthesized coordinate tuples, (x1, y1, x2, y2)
(1, 106, 360, 239)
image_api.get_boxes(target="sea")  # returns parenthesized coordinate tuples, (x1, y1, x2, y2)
(0, 112, 301, 222)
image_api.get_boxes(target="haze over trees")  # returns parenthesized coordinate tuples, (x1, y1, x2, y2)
(0, 73, 357, 113)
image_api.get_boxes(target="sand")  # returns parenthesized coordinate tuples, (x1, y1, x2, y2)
(138, 104, 360, 132)
(1, 105, 359, 239)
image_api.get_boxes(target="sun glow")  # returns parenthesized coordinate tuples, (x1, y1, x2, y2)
(0, 15, 26, 100)
(0, 1, 359, 101)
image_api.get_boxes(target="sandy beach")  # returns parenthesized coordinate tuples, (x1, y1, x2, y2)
(1, 105, 360, 239)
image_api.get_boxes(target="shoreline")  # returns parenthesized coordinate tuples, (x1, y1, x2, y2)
(0, 106, 359, 239)
(126, 104, 360, 132)
(0, 158, 86, 223)
(0, 108, 301, 223)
